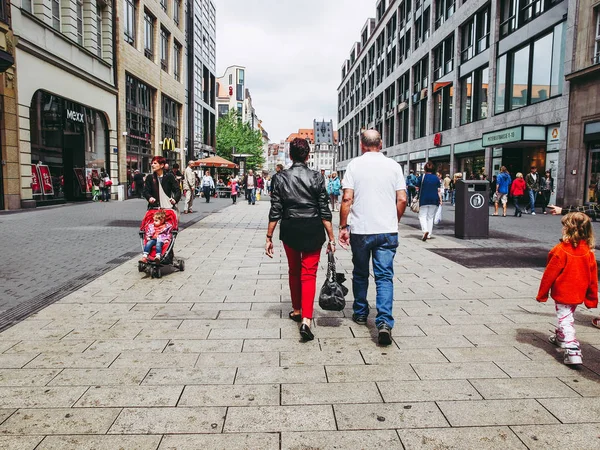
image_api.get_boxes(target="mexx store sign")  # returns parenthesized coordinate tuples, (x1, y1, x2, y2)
(66, 109, 84, 123)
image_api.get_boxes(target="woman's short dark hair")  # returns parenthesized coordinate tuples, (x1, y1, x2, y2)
(290, 138, 311, 162)
(151, 156, 166, 165)
(424, 161, 435, 173)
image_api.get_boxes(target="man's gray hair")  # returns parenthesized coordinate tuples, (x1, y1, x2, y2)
(360, 130, 382, 148)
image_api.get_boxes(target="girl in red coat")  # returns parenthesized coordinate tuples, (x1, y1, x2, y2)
(509, 172, 527, 217)
(536, 212, 598, 365)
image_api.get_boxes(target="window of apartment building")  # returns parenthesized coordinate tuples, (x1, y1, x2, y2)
(22, 0, 32, 13)
(52, 0, 60, 30)
(76, 0, 84, 45)
(461, 4, 490, 63)
(173, 41, 181, 81)
(414, 7, 430, 50)
(160, 28, 169, 72)
(399, 0, 411, 28)
(144, 12, 154, 60)
(386, 13, 397, 45)
(397, 71, 410, 104)
(236, 102, 243, 116)
(413, 56, 429, 139)
(460, 66, 489, 124)
(377, 0, 387, 21)
(435, 0, 455, 30)
(386, 46, 397, 76)
(594, 9, 600, 64)
(398, 108, 409, 143)
(124, 0, 136, 45)
(236, 68, 244, 101)
(413, 55, 429, 93)
(125, 74, 153, 174)
(162, 95, 179, 144)
(174, 0, 180, 25)
(500, 0, 562, 38)
(96, 4, 103, 57)
(433, 34, 454, 80)
(495, 22, 564, 113)
(433, 83, 453, 132)
(160, 0, 167, 13)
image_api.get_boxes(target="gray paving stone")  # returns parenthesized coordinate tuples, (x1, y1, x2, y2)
(361, 348, 448, 364)
(0, 409, 16, 424)
(111, 352, 198, 369)
(0, 408, 120, 435)
(0, 436, 43, 450)
(178, 319, 248, 330)
(75, 385, 184, 407)
(242, 338, 320, 352)
(236, 366, 327, 384)
(142, 367, 236, 385)
(282, 430, 403, 449)
(282, 382, 381, 405)
(108, 407, 226, 434)
(280, 350, 364, 366)
(538, 397, 600, 423)
(441, 314, 515, 325)
(208, 328, 280, 339)
(24, 352, 118, 369)
(334, 402, 448, 430)
(326, 364, 419, 382)
(158, 433, 279, 450)
(495, 361, 582, 378)
(219, 310, 282, 319)
(196, 352, 279, 368)
(393, 335, 475, 348)
(36, 435, 161, 449)
(0, 369, 61, 386)
(224, 405, 336, 432)
(419, 324, 498, 336)
(437, 399, 559, 426)
(0, 354, 40, 369)
(470, 377, 581, 399)
(438, 346, 532, 362)
(412, 362, 510, 380)
(558, 376, 600, 397)
(4, 340, 93, 354)
(164, 339, 243, 353)
(0, 386, 87, 408)
(397, 426, 527, 449)
(48, 368, 149, 386)
(179, 384, 280, 407)
(511, 423, 600, 450)
(378, 380, 482, 402)
(84, 340, 169, 353)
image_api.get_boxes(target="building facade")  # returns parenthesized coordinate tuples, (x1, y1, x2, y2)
(117, 0, 186, 182)
(564, 0, 600, 205)
(337, 0, 573, 205)
(12, 0, 117, 208)
(185, 0, 216, 161)
(313, 119, 338, 174)
(216, 65, 246, 119)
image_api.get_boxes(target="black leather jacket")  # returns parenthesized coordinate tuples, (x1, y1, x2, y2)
(269, 162, 332, 222)
(143, 172, 181, 209)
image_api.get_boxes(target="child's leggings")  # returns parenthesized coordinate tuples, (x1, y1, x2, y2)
(144, 239, 164, 256)
(555, 303, 580, 348)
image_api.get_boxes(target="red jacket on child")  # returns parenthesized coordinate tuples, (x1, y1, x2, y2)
(509, 177, 526, 197)
(536, 241, 598, 308)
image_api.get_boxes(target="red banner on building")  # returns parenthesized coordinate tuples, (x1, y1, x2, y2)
(38, 165, 54, 195)
(31, 165, 42, 195)
(74, 168, 86, 194)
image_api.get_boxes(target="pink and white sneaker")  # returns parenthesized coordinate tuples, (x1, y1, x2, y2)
(564, 347, 583, 365)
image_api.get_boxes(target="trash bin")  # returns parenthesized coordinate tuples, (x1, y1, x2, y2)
(455, 179, 489, 239)
(117, 184, 125, 202)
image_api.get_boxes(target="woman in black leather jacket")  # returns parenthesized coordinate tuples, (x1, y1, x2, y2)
(266, 138, 335, 341)
(143, 156, 181, 210)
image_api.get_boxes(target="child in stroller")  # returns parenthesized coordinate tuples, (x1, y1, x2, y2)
(140, 210, 172, 263)
(138, 208, 184, 278)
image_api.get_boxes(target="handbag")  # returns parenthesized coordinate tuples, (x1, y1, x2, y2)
(410, 174, 425, 213)
(319, 253, 346, 312)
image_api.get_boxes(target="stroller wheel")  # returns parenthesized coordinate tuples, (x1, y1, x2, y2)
(150, 267, 157, 278)
(138, 262, 144, 272)
(178, 260, 185, 271)
(156, 268, 162, 279)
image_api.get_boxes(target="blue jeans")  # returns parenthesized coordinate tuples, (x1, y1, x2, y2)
(350, 233, 398, 328)
(246, 188, 256, 204)
(144, 239, 164, 256)
(528, 189, 537, 212)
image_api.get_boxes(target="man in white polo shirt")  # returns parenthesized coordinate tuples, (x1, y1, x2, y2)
(338, 130, 407, 346)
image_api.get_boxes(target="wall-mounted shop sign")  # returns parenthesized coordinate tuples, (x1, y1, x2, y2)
(547, 124, 560, 151)
(409, 150, 426, 161)
(428, 145, 451, 158)
(454, 139, 484, 155)
(584, 121, 600, 143)
(482, 125, 546, 147)
(66, 109, 84, 123)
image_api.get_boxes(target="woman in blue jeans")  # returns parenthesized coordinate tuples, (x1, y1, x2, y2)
(417, 161, 443, 241)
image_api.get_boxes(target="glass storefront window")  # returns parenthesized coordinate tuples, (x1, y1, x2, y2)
(460, 75, 472, 125)
(126, 74, 153, 174)
(550, 22, 565, 97)
(510, 46, 530, 109)
(495, 55, 507, 114)
(587, 146, 600, 203)
(531, 33, 552, 104)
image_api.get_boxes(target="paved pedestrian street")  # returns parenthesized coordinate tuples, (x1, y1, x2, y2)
(0, 201, 599, 449)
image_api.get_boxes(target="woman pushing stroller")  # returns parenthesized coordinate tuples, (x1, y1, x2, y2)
(143, 156, 181, 210)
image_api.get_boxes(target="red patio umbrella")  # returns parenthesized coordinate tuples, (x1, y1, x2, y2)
(191, 156, 238, 169)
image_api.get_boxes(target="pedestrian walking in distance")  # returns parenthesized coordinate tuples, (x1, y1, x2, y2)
(266, 138, 335, 342)
(493, 166, 512, 217)
(536, 212, 598, 365)
(183, 160, 196, 214)
(201, 170, 214, 203)
(338, 130, 407, 346)
(509, 172, 526, 217)
(417, 161, 443, 241)
(526, 166, 540, 214)
(243, 170, 257, 205)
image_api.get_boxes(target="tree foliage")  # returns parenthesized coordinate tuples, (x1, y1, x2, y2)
(216, 110, 265, 171)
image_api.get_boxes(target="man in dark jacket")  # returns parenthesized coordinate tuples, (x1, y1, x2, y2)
(525, 166, 540, 215)
(143, 156, 181, 209)
(269, 164, 284, 195)
(133, 170, 145, 198)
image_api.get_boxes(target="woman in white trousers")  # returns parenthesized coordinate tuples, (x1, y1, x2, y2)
(417, 161, 443, 241)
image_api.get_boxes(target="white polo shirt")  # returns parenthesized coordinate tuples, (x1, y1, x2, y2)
(342, 151, 406, 235)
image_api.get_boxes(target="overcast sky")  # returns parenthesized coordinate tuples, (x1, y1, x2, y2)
(214, 0, 376, 143)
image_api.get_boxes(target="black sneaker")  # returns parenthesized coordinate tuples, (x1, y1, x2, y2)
(352, 313, 368, 325)
(378, 324, 392, 346)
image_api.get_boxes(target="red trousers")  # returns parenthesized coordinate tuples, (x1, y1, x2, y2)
(283, 243, 321, 319)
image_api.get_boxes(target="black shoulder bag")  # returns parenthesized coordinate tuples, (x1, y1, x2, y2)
(318, 253, 346, 312)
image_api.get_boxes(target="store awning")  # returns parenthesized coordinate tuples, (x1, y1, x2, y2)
(191, 156, 238, 169)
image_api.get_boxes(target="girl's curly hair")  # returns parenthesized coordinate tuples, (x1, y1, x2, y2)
(153, 210, 167, 223)
(561, 212, 595, 249)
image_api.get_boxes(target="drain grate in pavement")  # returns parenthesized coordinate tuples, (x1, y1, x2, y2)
(0, 269, 112, 333)
(429, 247, 549, 269)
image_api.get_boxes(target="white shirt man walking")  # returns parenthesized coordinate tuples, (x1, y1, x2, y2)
(338, 130, 407, 346)
(183, 160, 196, 214)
